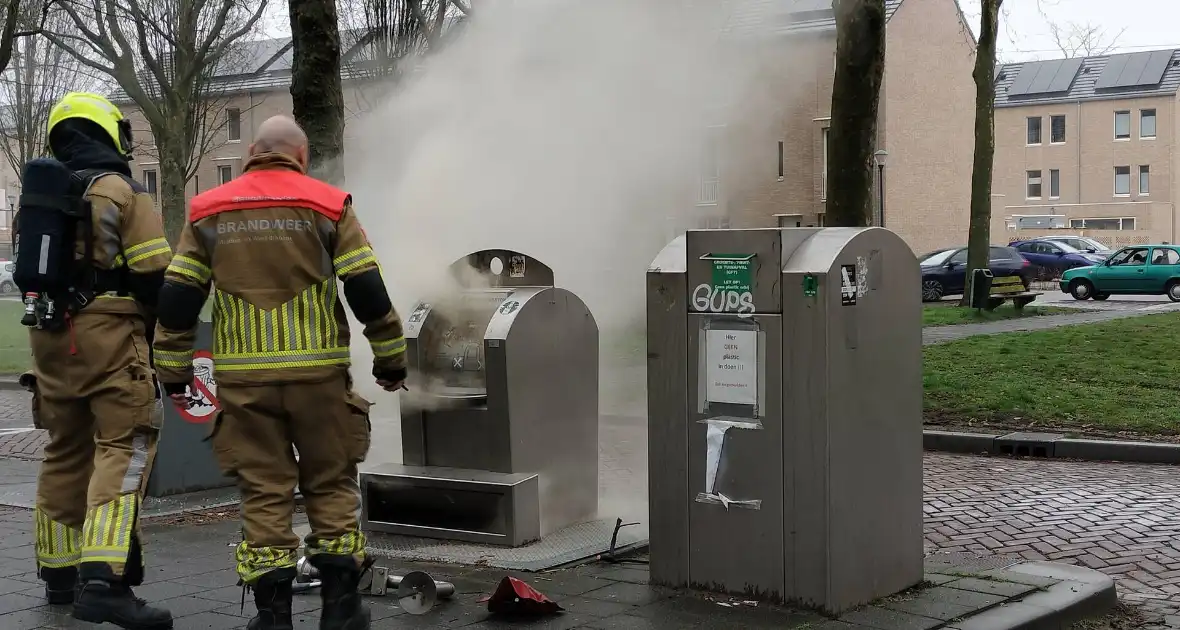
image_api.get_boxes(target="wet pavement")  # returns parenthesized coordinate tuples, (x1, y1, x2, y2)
(0, 506, 1112, 629)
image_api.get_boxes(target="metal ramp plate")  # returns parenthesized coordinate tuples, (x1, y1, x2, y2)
(361, 518, 649, 572)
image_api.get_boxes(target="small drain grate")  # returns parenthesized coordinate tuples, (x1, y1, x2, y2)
(994, 432, 1065, 458)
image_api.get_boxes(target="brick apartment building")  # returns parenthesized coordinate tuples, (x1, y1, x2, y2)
(992, 48, 1180, 248)
(711, 0, 977, 255)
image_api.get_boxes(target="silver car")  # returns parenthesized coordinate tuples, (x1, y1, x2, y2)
(0, 261, 14, 294)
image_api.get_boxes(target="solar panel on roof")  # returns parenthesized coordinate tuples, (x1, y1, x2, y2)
(1025, 60, 1062, 93)
(1093, 54, 1130, 90)
(1133, 50, 1172, 86)
(1094, 50, 1174, 90)
(1046, 57, 1084, 92)
(1006, 63, 1039, 96)
(1119, 51, 1151, 86)
(1006, 58, 1082, 96)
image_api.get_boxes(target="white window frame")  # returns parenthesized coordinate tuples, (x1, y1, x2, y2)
(1114, 111, 1131, 141)
(218, 165, 233, 185)
(1049, 115, 1066, 144)
(1069, 217, 1136, 231)
(227, 107, 242, 143)
(1049, 169, 1061, 199)
(1026, 169, 1042, 200)
(143, 169, 158, 201)
(1026, 116, 1042, 145)
(777, 140, 785, 182)
(1139, 165, 1151, 196)
(1140, 109, 1157, 139)
(821, 127, 829, 201)
(697, 125, 723, 206)
(1114, 165, 1131, 196)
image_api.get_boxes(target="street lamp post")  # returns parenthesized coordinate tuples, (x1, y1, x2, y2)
(873, 150, 888, 227)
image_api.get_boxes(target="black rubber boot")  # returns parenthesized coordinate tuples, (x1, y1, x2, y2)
(247, 569, 295, 630)
(72, 579, 174, 630)
(39, 565, 77, 605)
(315, 560, 370, 630)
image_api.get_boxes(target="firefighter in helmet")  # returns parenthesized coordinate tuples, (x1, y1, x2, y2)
(24, 92, 174, 627)
(152, 115, 407, 630)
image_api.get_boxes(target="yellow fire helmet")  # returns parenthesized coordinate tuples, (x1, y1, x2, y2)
(46, 92, 134, 158)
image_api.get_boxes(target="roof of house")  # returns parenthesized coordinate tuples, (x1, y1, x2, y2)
(724, 0, 905, 38)
(108, 27, 431, 103)
(111, 0, 912, 103)
(995, 48, 1180, 108)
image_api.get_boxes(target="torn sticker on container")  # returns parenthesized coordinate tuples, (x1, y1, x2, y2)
(840, 264, 857, 306)
(856, 255, 868, 298)
(509, 255, 527, 278)
(695, 419, 762, 511)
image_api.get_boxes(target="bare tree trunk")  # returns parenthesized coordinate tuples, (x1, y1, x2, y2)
(289, 0, 346, 185)
(961, 0, 1002, 306)
(826, 0, 886, 227)
(158, 138, 189, 242)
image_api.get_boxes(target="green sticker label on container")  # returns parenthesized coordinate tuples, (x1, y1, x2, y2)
(710, 256, 753, 293)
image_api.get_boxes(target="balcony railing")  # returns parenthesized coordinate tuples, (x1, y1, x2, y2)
(697, 178, 719, 206)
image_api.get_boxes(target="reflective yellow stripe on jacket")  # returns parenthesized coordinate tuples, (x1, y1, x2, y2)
(370, 336, 406, 359)
(167, 254, 212, 285)
(113, 237, 172, 267)
(332, 246, 378, 276)
(154, 348, 194, 370)
(212, 279, 350, 371)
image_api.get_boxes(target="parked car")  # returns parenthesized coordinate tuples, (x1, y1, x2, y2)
(1009, 239, 1109, 279)
(1061, 244, 1180, 301)
(920, 245, 1031, 302)
(1032, 235, 1111, 255)
(0, 262, 13, 294)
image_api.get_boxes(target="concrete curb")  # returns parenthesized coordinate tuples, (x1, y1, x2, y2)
(948, 561, 1117, 630)
(924, 429, 1180, 465)
(0, 376, 23, 392)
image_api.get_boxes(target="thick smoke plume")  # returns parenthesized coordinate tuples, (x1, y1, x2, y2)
(342, 0, 781, 521)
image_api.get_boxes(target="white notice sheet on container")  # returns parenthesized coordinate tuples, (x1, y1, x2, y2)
(704, 329, 758, 406)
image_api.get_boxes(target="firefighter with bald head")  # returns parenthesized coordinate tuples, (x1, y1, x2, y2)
(152, 115, 407, 630)
(15, 92, 174, 627)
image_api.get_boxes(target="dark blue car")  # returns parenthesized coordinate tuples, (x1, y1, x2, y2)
(920, 245, 1031, 302)
(1009, 239, 1109, 280)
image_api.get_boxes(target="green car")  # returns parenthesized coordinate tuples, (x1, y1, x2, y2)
(1060, 244, 1180, 302)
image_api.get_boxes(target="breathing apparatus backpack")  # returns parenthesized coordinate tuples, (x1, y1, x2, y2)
(13, 158, 119, 330)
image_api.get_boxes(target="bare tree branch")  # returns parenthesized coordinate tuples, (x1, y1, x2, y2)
(1036, 0, 1123, 59)
(44, 0, 267, 240)
(337, 0, 464, 113)
(0, 11, 104, 182)
(1046, 20, 1124, 58)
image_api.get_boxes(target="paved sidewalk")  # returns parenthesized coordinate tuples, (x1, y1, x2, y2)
(924, 452, 1180, 627)
(0, 507, 1113, 629)
(922, 310, 1149, 345)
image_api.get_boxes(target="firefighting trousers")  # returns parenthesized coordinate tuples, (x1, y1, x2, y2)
(30, 313, 161, 583)
(209, 371, 372, 584)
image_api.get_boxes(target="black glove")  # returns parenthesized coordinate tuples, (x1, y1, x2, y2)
(374, 366, 407, 384)
(162, 382, 188, 397)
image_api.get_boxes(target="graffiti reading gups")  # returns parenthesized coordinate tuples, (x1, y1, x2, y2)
(693, 254, 756, 317)
(692, 284, 755, 316)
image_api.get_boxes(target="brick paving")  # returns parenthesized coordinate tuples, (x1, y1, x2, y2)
(924, 452, 1180, 625)
(0, 431, 46, 461)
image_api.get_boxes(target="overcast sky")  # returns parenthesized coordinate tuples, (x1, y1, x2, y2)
(958, 0, 1179, 62)
(258, 0, 1177, 63)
